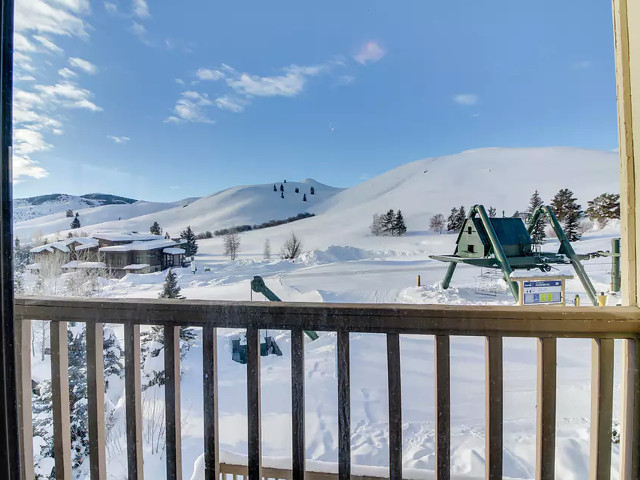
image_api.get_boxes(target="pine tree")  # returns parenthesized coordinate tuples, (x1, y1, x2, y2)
(273, 184, 277, 192)
(551, 188, 579, 222)
(310, 186, 315, 195)
(70, 216, 81, 229)
(564, 209, 582, 241)
(303, 194, 307, 202)
(159, 269, 183, 299)
(392, 210, 407, 236)
(527, 190, 546, 244)
(585, 193, 621, 227)
(67, 324, 89, 468)
(140, 325, 196, 389)
(281, 192, 284, 199)
(381, 209, 395, 235)
(295, 187, 299, 193)
(280, 184, 284, 192)
(455, 206, 466, 230)
(447, 207, 459, 232)
(150, 221, 162, 235)
(180, 226, 198, 256)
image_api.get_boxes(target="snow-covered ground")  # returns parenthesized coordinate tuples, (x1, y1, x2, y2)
(20, 146, 624, 479)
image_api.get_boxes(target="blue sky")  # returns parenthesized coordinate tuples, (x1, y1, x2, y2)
(13, 0, 618, 201)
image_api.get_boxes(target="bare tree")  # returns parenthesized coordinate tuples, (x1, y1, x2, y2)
(281, 232, 303, 259)
(429, 214, 445, 234)
(263, 239, 271, 260)
(223, 232, 241, 260)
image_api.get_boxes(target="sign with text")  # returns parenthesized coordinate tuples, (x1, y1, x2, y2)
(522, 280, 563, 305)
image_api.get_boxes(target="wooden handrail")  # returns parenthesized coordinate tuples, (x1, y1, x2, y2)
(13, 298, 640, 480)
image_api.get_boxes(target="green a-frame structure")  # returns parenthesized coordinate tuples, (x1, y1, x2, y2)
(429, 205, 598, 305)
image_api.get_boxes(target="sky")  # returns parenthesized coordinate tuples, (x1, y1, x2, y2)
(12, 0, 618, 202)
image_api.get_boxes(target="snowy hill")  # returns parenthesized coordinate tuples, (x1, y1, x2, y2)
(38, 179, 343, 240)
(14, 198, 197, 241)
(14, 193, 138, 222)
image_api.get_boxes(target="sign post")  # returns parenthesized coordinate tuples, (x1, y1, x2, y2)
(510, 272, 574, 306)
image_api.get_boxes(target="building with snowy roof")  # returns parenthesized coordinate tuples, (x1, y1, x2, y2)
(99, 238, 186, 277)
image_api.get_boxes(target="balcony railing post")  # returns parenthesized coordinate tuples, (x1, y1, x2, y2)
(203, 324, 220, 480)
(291, 326, 305, 480)
(86, 322, 106, 480)
(434, 335, 450, 480)
(164, 325, 182, 480)
(387, 333, 402, 480)
(536, 337, 556, 480)
(620, 338, 640, 479)
(50, 320, 72, 480)
(337, 328, 351, 480)
(15, 319, 34, 480)
(485, 336, 503, 480)
(247, 326, 262, 480)
(124, 322, 144, 480)
(590, 339, 614, 480)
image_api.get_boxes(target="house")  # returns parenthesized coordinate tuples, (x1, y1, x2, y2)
(456, 217, 532, 258)
(99, 238, 186, 277)
(92, 232, 165, 248)
(27, 237, 100, 274)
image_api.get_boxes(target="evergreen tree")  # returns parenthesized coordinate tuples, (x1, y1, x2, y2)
(159, 269, 183, 299)
(273, 184, 277, 192)
(303, 194, 307, 202)
(280, 184, 284, 192)
(585, 193, 621, 227)
(70, 216, 81, 229)
(310, 186, 315, 195)
(447, 207, 459, 232)
(551, 188, 579, 222)
(527, 190, 546, 244)
(392, 210, 407, 236)
(67, 324, 89, 468)
(488, 206, 497, 218)
(454, 206, 466, 231)
(295, 187, 299, 193)
(140, 325, 196, 389)
(180, 226, 198, 256)
(381, 209, 396, 235)
(564, 210, 582, 241)
(281, 192, 284, 199)
(150, 221, 162, 235)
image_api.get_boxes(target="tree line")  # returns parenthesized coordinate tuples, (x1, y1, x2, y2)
(370, 209, 407, 236)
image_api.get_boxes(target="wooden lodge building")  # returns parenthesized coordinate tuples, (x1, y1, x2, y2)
(27, 232, 186, 277)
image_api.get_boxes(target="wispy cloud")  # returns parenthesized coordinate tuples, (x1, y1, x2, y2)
(13, 0, 96, 181)
(165, 91, 214, 124)
(68, 57, 97, 75)
(453, 94, 479, 106)
(196, 68, 224, 81)
(354, 41, 385, 65)
(130, 21, 151, 45)
(107, 135, 131, 144)
(104, 2, 118, 14)
(215, 95, 248, 113)
(132, 0, 150, 18)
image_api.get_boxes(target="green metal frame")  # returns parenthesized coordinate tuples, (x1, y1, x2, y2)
(440, 205, 599, 305)
(251, 276, 319, 340)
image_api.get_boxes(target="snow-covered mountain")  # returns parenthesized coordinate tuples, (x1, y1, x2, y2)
(15, 147, 618, 244)
(14, 193, 139, 222)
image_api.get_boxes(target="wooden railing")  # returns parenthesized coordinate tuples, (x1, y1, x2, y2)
(13, 297, 640, 480)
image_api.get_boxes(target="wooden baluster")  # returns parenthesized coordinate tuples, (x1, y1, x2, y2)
(337, 329, 350, 480)
(535, 338, 556, 480)
(15, 319, 34, 480)
(291, 327, 305, 480)
(50, 321, 72, 480)
(203, 324, 220, 480)
(86, 322, 106, 480)
(434, 335, 450, 480)
(165, 325, 182, 480)
(387, 333, 402, 480)
(124, 322, 144, 480)
(620, 338, 640, 479)
(485, 336, 503, 480)
(589, 339, 614, 480)
(247, 326, 262, 480)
